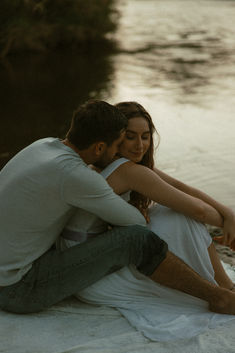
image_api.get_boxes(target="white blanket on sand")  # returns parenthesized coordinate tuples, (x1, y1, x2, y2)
(1, 262, 235, 353)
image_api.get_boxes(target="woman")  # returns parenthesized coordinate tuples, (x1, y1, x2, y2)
(59, 102, 235, 341)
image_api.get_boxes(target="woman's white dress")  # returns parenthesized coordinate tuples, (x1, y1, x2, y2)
(59, 158, 235, 342)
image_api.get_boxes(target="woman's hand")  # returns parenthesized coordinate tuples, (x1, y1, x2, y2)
(214, 209, 235, 251)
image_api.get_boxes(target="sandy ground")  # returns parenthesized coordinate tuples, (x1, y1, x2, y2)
(208, 226, 235, 266)
(215, 243, 235, 266)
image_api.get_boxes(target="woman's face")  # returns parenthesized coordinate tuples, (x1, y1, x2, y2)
(118, 117, 151, 163)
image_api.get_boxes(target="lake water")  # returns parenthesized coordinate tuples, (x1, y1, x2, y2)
(111, 0, 235, 210)
(0, 0, 235, 209)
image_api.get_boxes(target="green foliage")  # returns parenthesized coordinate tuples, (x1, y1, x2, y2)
(0, 0, 118, 57)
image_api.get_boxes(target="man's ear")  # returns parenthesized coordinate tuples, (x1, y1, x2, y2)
(94, 142, 106, 156)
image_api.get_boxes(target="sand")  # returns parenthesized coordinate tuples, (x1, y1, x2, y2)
(207, 225, 235, 267)
(0, 226, 234, 353)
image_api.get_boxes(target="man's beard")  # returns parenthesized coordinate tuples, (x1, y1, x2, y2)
(93, 159, 109, 169)
(93, 152, 112, 169)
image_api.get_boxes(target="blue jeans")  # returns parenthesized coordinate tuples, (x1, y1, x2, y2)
(0, 225, 167, 314)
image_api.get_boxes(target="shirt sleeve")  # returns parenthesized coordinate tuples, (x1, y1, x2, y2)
(61, 164, 146, 227)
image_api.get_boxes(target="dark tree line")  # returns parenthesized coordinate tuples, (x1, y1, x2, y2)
(0, 0, 118, 57)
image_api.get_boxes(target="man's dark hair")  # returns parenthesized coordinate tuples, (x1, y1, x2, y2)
(66, 100, 128, 149)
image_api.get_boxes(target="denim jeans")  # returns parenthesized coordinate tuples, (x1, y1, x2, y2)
(0, 225, 167, 314)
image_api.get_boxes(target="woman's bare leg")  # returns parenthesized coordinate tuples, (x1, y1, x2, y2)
(208, 242, 234, 290)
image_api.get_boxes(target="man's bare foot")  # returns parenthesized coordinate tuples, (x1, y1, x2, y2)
(150, 251, 235, 315)
(209, 288, 235, 315)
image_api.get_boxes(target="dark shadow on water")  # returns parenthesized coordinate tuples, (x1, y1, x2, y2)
(0, 49, 114, 168)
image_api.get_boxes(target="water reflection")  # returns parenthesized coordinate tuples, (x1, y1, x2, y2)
(110, 0, 235, 209)
(114, 0, 235, 104)
(0, 49, 114, 168)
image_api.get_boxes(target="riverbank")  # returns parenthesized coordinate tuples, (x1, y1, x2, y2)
(0, 0, 118, 58)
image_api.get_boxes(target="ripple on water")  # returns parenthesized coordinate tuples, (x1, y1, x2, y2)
(112, 1, 235, 209)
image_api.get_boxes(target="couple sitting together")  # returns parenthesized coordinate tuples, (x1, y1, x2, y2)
(0, 100, 235, 341)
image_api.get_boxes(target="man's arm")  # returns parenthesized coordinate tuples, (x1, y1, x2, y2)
(62, 166, 146, 227)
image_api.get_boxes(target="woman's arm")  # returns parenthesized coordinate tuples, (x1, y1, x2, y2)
(106, 161, 235, 249)
(107, 161, 223, 227)
(153, 167, 231, 218)
(153, 167, 235, 249)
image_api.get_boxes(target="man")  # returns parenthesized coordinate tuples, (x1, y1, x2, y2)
(0, 100, 234, 315)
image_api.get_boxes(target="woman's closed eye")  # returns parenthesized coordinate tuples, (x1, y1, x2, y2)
(126, 133, 150, 141)
(126, 134, 135, 140)
(142, 133, 150, 140)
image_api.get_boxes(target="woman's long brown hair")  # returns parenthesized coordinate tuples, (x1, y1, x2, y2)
(115, 102, 160, 220)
